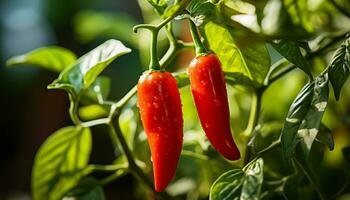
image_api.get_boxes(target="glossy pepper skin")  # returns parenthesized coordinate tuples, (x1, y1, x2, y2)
(137, 71, 183, 192)
(188, 53, 240, 160)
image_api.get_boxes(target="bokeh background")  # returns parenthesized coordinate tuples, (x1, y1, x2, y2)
(1, 0, 350, 199)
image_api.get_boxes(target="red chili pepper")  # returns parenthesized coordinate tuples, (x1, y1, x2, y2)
(137, 71, 183, 192)
(188, 53, 240, 160)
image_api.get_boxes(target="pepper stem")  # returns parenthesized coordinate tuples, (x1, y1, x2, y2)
(188, 19, 207, 55)
(149, 28, 161, 70)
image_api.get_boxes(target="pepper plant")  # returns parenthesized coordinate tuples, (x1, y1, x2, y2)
(6, 0, 350, 199)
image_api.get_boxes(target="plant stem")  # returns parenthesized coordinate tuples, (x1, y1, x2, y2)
(293, 158, 325, 200)
(81, 118, 109, 127)
(88, 163, 127, 172)
(182, 150, 209, 161)
(257, 139, 281, 156)
(188, 18, 207, 55)
(243, 90, 262, 165)
(160, 23, 194, 68)
(149, 28, 161, 70)
(109, 120, 175, 200)
(109, 121, 154, 187)
(100, 169, 127, 186)
(68, 94, 81, 124)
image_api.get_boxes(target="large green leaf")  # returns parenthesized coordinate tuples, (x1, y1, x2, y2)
(328, 35, 350, 100)
(48, 39, 131, 96)
(281, 73, 330, 161)
(32, 126, 92, 200)
(6, 46, 77, 73)
(204, 21, 270, 85)
(271, 40, 312, 77)
(63, 177, 105, 200)
(298, 74, 329, 157)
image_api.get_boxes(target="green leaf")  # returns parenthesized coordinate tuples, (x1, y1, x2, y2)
(82, 76, 111, 104)
(204, 21, 270, 85)
(146, 0, 168, 14)
(48, 39, 131, 96)
(271, 40, 312, 77)
(78, 105, 108, 121)
(210, 169, 244, 200)
(298, 74, 329, 157)
(64, 177, 105, 200)
(210, 158, 264, 200)
(119, 107, 137, 150)
(6, 46, 77, 73)
(328, 35, 350, 100)
(281, 73, 330, 161)
(187, 0, 215, 24)
(281, 82, 314, 163)
(162, 0, 190, 18)
(241, 158, 264, 200)
(32, 126, 92, 200)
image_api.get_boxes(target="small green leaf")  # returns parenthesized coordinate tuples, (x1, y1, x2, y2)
(241, 158, 264, 200)
(328, 35, 350, 100)
(6, 46, 77, 73)
(78, 105, 109, 121)
(32, 126, 92, 200)
(162, 0, 190, 18)
(281, 82, 314, 163)
(187, 0, 215, 24)
(210, 169, 244, 200)
(298, 74, 329, 157)
(204, 21, 270, 85)
(64, 177, 105, 200)
(271, 40, 312, 77)
(146, 0, 168, 14)
(210, 158, 264, 200)
(48, 39, 131, 96)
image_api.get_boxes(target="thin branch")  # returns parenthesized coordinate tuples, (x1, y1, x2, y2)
(181, 150, 209, 161)
(293, 158, 325, 200)
(109, 119, 175, 200)
(81, 118, 109, 127)
(243, 90, 263, 165)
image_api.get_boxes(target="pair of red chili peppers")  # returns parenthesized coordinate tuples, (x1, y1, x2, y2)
(137, 21, 240, 192)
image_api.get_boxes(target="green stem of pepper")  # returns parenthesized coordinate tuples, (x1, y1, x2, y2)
(188, 19, 208, 56)
(149, 28, 161, 70)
